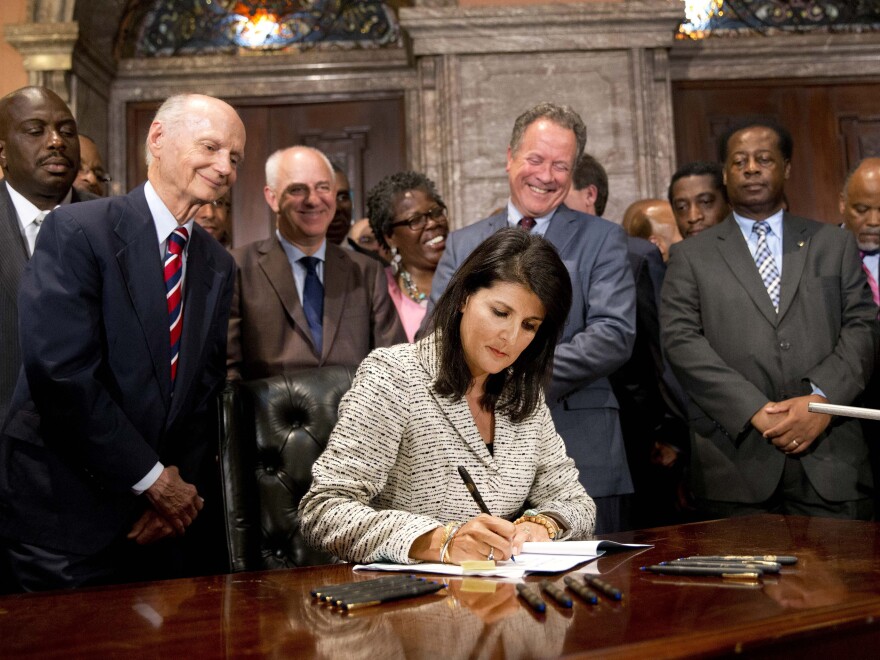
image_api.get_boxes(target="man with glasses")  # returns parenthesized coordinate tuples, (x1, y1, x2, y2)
(327, 161, 353, 245)
(227, 145, 405, 381)
(73, 134, 111, 197)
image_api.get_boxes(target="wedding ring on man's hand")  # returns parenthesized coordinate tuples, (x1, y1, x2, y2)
(792, 440, 799, 448)
(487, 547, 495, 561)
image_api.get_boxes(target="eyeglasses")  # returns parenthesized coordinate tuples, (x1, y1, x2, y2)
(390, 206, 448, 232)
(79, 164, 112, 184)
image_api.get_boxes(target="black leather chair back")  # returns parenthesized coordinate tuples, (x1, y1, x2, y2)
(219, 366, 355, 572)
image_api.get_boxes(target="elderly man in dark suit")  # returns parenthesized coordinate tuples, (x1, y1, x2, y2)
(0, 86, 96, 426)
(0, 93, 244, 591)
(661, 119, 877, 519)
(426, 103, 636, 533)
(227, 145, 404, 382)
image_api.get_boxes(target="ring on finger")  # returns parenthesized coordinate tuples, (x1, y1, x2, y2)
(487, 546, 495, 561)
(792, 440, 799, 448)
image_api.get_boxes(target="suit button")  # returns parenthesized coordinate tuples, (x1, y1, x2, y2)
(779, 340, 791, 351)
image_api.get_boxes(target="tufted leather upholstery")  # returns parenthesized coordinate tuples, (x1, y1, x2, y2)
(219, 366, 355, 572)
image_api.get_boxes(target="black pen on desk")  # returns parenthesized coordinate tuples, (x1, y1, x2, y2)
(541, 580, 573, 608)
(583, 575, 622, 601)
(563, 575, 598, 604)
(339, 580, 446, 611)
(683, 554, 798, 565)
(643, 565, 762, 579)
(665, 560, 781, 574)
(516, 583, 546, 613)
(457, 465, 515, 562)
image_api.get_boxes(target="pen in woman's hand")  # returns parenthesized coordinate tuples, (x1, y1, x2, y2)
(456, 466, 515, 562)
(457, 466, 492, 515)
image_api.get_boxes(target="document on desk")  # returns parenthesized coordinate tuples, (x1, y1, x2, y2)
(521, 540, 652, 556)
(354, 540, 653, 579)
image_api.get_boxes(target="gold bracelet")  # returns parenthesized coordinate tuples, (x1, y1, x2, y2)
(439, 522, 462, 563)
(514, 513, 560, 540)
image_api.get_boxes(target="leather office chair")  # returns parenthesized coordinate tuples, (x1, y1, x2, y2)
(219, 366, 356, 572)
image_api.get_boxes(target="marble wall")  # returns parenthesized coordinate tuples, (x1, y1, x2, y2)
(401, 1, 682, 224)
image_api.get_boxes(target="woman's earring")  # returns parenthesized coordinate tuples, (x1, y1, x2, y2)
(390, 246, 401, 275)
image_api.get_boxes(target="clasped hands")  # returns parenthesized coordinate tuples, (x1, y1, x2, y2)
(127, 466, 203, 545)
(410, 514, 550, 565)
(750, 394, 831, 455)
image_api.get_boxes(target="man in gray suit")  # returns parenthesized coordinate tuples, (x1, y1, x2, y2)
(227, 146, 404, 381)
(661, 119, 877, 519)
(427, 103, 636, 533)
(0, 86, 94, 425)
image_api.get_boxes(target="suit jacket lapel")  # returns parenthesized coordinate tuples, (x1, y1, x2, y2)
(0, 183, 29, 285)
(321, 243, 351, 362)
(716, 216, 779, 326)
(0, 183, 29, 261)
(543, 204, 578, 255)
(417, 340, 495, 467)
(258, 238, 315, 353)
(777, 213, 811, 321)
(114, 186, 172, 408)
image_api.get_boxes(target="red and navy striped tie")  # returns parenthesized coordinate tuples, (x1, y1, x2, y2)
(164, 227, 189, 385)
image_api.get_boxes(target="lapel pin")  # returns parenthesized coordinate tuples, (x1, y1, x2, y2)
(797, 240, 805, 247)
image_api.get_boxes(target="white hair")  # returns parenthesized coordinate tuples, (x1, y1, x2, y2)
(264, 146, 334, 191)
(144, 94, 198, 167)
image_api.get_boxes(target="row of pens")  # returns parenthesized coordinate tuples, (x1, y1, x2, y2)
(310, 554, 797, 613)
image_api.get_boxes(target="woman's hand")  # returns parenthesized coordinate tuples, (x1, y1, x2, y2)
(409, 514, 518, 564)
(447, 514, 517, 564)
(511, 521, 551, 555)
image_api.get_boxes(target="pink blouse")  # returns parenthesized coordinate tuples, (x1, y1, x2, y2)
(385, 268, 427, 342)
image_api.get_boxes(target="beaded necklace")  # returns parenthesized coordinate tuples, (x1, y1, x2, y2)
(398, 267, 427, 303)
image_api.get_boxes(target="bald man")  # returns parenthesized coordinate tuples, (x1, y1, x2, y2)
(622, 198, 682, 263)
(1, 93, 243, 591)
(840, 158, 880, 513)
(227, 146, 404, 381)
(841, 158, 880, 309)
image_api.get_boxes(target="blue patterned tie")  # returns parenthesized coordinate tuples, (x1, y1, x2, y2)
(753, 221, 781, 312)
(300, 256, 324, 356)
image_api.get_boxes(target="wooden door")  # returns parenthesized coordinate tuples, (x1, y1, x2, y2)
(126, 95, 406, 247)
(673, 78, 880, 223)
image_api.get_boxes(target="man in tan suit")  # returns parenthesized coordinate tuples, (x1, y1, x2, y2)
(227, 146, 405, 381)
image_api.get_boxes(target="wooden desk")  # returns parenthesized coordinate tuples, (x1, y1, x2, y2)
(2, 514, 879, 658)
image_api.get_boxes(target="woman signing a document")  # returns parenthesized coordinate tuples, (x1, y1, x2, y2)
(299, 229, 595, 565)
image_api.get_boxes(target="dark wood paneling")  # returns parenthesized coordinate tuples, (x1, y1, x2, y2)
(673, 79, 880, 223)
(126, 96, 406, 248)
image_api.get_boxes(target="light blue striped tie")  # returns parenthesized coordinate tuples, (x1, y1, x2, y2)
(753, 221, 780, 312)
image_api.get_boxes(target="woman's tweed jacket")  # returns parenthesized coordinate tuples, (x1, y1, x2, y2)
(299, 334, 596, 564)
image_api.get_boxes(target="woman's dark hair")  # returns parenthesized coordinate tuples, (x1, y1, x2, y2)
(429, 228, 572, 423)
(366, 171, 444, 251)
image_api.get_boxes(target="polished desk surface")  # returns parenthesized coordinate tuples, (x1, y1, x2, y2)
(2, 514, 880, 659)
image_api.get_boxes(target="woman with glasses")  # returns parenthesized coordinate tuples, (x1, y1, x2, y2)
(367, 171, 449, 341)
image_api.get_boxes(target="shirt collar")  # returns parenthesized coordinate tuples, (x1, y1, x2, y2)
(276, 229, 327, 264)
(733, 208, 784, 237)
(505, 200, 555, 229)
(145, 181, 195, 247)
(6, 182, 72, 228)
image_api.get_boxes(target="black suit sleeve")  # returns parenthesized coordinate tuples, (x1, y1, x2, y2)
(18, 210, 159, 493)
